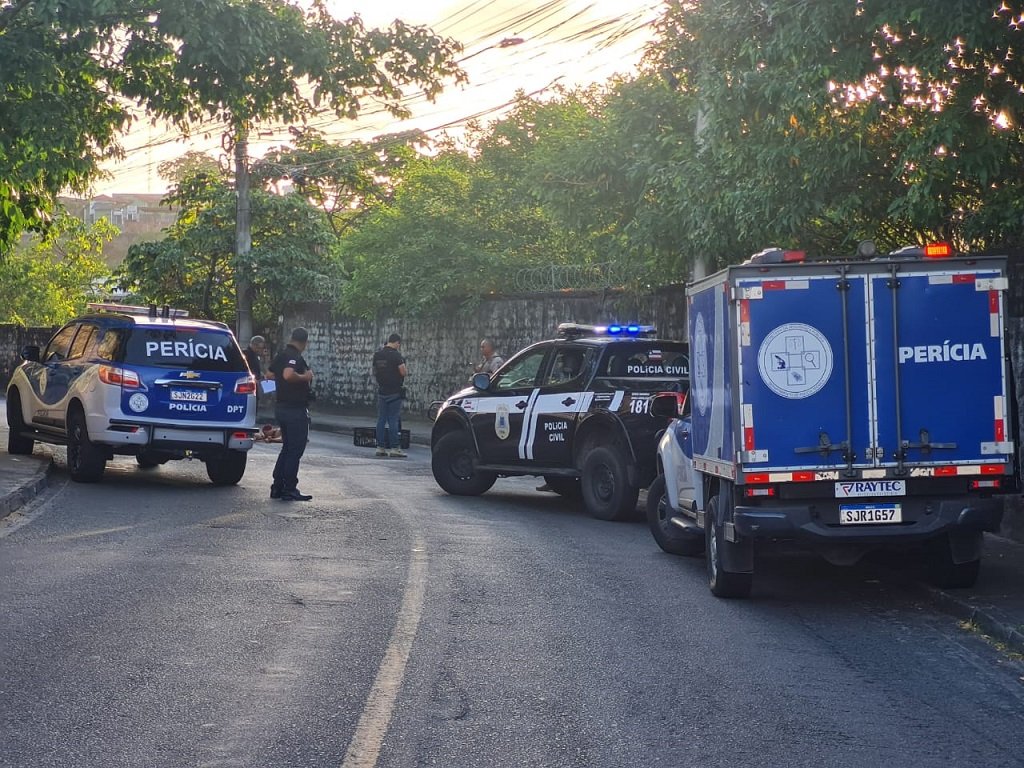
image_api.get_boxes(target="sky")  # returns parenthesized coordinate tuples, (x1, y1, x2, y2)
(94, 0, 663, 195)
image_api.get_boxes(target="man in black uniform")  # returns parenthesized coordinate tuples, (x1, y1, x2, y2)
(268, 327, 314, 501)
(372, 332, 407, 458)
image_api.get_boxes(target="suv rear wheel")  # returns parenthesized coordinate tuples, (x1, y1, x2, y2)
(206, 450, 247, 486)
(580, 444, 638, 521)
(6, 390, 35, 455)
(432, 431, 497, 496)
(67, 408, 106, 483)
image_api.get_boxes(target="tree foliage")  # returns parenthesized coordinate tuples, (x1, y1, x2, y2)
(114, 159, 339, 329)
(253, 127, 429, 236)
(643, 0, 1024, 260)
(0, 214, 114, 326)
(0, 0, 150, 254)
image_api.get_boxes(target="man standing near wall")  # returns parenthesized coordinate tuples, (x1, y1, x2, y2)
(372, 333, 407, 458)
(269, 327, 314, 500)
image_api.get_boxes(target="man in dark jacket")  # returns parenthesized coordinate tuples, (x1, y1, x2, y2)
(372, 333, 407, 458)
(268, 327, 314, 500)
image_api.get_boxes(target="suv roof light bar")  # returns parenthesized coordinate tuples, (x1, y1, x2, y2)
(87, 302, 189, 318)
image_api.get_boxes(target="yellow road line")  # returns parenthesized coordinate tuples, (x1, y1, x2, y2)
(341, 539, 428, 768)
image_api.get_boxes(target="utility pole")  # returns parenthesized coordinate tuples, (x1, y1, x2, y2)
(234, 126, 253, 343)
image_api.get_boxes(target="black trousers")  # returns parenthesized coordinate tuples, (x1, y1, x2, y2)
(272, 403, 309, 492)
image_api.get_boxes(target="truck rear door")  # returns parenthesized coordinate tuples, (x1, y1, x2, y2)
(869, 260, 1013, 469)
(734, 267, 873, 473)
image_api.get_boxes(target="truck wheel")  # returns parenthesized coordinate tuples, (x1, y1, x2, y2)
(580, 445, 639, 521)
(67, 408, 106, 483)
(706, 494, 752, 598)
(432, 431, 496, 496)
(542, 476, 581, 499)
(925, 533, 981, 589)
(647, 474, 704, 557)
(206, 450, 247, 486)
(6, 390, 34, 455)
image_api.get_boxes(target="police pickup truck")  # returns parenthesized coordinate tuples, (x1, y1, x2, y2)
(648, 243, 1020, 597)
(431, 323, 689, 520)
(6, 303, 257, 484)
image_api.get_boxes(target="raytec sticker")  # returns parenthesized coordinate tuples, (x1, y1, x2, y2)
(757, 323, 833, 399)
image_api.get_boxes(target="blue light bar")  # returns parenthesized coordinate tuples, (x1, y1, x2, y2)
(556, 322, 658, 338)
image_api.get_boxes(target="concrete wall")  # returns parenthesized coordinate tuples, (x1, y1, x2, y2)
(0, 325, 57, 387)
(283, 286, 689, 414)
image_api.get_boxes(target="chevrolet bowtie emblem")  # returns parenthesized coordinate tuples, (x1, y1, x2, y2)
(180, 371, 201, 379)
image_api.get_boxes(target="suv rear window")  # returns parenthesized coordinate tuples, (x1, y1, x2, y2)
(599, 344, 690, 379)
(123, 327, 246, 372)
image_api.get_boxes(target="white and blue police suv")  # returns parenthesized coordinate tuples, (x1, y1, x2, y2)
(430, 323, 689, 521)
(6, 303, 257, 484)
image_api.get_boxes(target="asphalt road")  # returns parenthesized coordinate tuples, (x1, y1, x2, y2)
(2, 431, 1023, 768)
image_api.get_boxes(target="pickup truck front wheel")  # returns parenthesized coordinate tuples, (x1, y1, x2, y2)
(706, 493, 752, 598)
(647, 474, 703, 557)
(432, 431, 496, 496)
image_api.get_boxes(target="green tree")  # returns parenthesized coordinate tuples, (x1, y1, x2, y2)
(338, 149, 586, 317)
(643, 0, 1024, 262)
(115, 159, 339, 329)
(0, 0, 160, 254)
(254, 127, 429, 236)
(119, 0, 465, 341)
(0, 215, 114, 325)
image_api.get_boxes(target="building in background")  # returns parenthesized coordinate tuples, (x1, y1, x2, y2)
(60, 194, 177, 266)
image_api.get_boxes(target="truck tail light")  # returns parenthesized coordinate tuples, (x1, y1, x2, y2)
(98, 365, 140, 389)
(970, 479, 1001, 490)
(745, 486, 776, 498)
(234, 376, 257, 395)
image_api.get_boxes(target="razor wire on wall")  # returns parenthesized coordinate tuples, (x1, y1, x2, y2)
(513, 261, 639, 292)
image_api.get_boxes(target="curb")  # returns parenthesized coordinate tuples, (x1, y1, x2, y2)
(925, 585, 1024, 656)
(0, 457, 53, 521)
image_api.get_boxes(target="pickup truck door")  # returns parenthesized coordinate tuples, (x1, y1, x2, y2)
(526, 345, 596, 466)
(472, 347, 549, 465)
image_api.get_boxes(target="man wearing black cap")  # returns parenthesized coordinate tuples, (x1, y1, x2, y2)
(268, 327, 315, 500)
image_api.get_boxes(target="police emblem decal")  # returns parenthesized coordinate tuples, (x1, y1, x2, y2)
(495, 404, 511, 440)
(757, 323, 833, 399)
(128, 393, 149, 413)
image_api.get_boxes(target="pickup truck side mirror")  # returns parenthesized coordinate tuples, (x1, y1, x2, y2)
(471, 372, 492, 391)
(20, 345, 40, 363)
(650, 391, 687, 418)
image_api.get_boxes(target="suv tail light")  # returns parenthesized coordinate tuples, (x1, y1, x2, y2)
(98, 365, 141, 389)
(235, 376, 257, 395)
